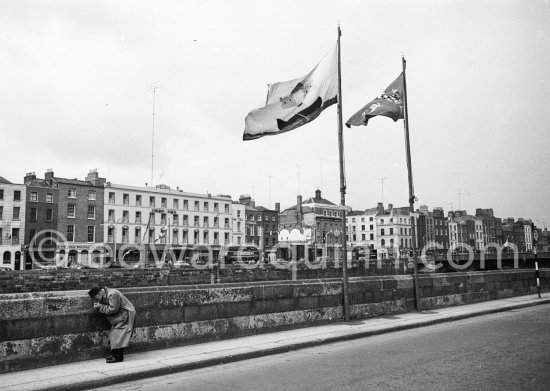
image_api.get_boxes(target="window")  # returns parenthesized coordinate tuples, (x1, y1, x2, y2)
(123, 211, 129, 223)
(272, 216, 276, 221)
(46, 208, 53, 221)
(173, 214, 179, 226)
(67, 225, 74, 242)
(182, 230, 188, 244)
(29, 228, 37, 245)
(194, 216, 199, 227)
(108, 192, 115, 204)
(30, 208, 37, 222)
(214, 217, 219, 228)
(67, 204, 76, 218)
(88, 205, 95, 219)
(13, 207, 20, 220)
(123, 193, 129, 205)
(161, 213, 167, 225)
(214, 232, 219, 245)
(121, 227, 128, 243)
(224, 218, 230, 229)
(30, 192, 38, 202)
(46, 193, 53, 203)
(108, 227, 114, 242)
(68, 189, 76, 199)
(0, 189, 3, 200)
(257, 215, 262, 221)
(381, 228, 385, 236)
(362, 234, 366, 240)
(203, 216, 209, 227)
(237, 210, 241, 218)
(214, 203, 219, 213)
(194, 201, 199, 211)
(88, 191, 96, 201)
(87, 226, 95, 242)
(369, 217, 373, 221)
(224, 204, 229, 213)
(14, 190, 21, 201)
(136, 195, 142, 206)
(108, 209, 115, 222)
(390, 228, 394, 235)
(135, 227, 141, 244)
(135, 211, 142, 224)
(161, 198, 167, 208)
(149, 196, 155, 207)
(0, 206, 3, 220)
(203, 231, 209, 244)
(11, 228, 19, 244)
(237, 222, 241, 232)
(183, 215, 189, 226)
(183, 200, 188, 210)
(194, 231, 199, 245)
(0, 228, 3, 244)
(173, 199, 179, 209)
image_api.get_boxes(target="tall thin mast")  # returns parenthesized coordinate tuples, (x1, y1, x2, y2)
(402, 56, 421, 311)
(151, 84, 159, 185)
(337, 25, 350, 322)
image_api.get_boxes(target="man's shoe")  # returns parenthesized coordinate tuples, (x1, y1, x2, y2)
(106, 356, 120, 363)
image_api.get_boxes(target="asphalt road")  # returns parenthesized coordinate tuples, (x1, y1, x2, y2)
(90, 304, 550, 391)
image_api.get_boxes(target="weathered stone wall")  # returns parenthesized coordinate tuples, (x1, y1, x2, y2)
(0, 269, 548, 374)
(0, 260, 405, 294)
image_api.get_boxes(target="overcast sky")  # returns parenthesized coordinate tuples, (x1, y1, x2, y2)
(1, 0, 549, 227)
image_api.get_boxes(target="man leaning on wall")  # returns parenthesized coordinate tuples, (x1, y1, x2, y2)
(88, 286, 136, 363)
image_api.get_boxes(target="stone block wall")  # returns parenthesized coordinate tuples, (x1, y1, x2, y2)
(0, 260, 405, 294)
(0, 269, 548, 374)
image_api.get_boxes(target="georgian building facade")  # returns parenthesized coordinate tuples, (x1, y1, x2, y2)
(104, 183, 233, 262)
(0, 177, 26, 270)
(23, 172, 59, 269)
(278, 189, 348, 261)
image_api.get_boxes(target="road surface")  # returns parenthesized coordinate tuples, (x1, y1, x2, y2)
(90, 304, 550, 391)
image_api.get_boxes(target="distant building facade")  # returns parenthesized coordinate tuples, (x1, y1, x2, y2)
(0, 177, 26, 270)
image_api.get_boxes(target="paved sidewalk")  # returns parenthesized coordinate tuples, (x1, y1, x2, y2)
(2, 293, 549, 391)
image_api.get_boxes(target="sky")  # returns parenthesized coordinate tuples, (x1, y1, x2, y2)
(1, 0, 550, 228)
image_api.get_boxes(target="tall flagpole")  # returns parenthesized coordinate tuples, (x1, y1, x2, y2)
(337, 25, 350, 322)
(402, 56, 421, 311)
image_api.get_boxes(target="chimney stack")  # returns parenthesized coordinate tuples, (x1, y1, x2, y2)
(24, 172, 36, 183)
(275, 202, 280, 213)
(377, 202, 384, 215)
(44, 169, 54, 182)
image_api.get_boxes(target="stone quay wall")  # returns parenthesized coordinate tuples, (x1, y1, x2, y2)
(0, 269, 548, 374)
(0, 260, 405, 294)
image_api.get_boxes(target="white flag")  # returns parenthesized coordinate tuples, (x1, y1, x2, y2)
(243, 46, 338, 140)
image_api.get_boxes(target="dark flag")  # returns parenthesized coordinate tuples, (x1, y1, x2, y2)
(345, 73, 404, 128)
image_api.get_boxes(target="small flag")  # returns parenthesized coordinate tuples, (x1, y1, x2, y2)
(346, 73, 404, 128)
(243, 46, 338, 141)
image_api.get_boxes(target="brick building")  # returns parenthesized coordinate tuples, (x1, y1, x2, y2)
(23, 172, 59, 269)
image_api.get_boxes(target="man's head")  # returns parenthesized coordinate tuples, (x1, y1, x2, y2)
(88, 286, 104, 301)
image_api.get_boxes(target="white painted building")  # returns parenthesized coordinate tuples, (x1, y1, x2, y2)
(0, 177, 26, 270)
(231, 202, 245, 246)
(103, 183, 234, 261)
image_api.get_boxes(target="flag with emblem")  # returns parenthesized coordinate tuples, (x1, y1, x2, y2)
(243, 46, 338, 141)
(345, 73, 404, 128)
